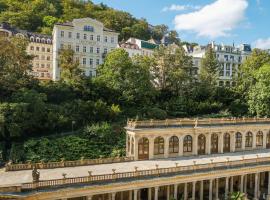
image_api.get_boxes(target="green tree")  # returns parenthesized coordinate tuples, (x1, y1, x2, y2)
(152, 24, 168, 40)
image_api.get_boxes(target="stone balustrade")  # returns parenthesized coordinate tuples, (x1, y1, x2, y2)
(126, 117, 270, 129)
(5, 157, 134, 172)
(20, 156, 270, 191)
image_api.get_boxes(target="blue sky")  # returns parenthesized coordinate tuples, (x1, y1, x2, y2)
(92, 0, 270, 49)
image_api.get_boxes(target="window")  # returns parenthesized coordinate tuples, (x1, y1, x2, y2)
(154, 137, 164, 155)
(42, 47, 45, 52)
(267, 132, 270, 149)
(97, 35, 100, 42)
(41, 73, 44, 77)
(211, 134, 219, 153)
(84, 34, 87, 40)
(89, 58, 93, 66)
(90, 35, 93, 40)
(225, 63, 231, 77)
(245, 132, 253, 148)
(60, 44, 64, 49)
(104, 48, 108, 54)
(30, 46, 34, 50)
(256, 131, 263, 147)
(83, 46, 86, 53)
(41, 64, 45, 68)
(96, 59, 100, 65)
(47, 48, 50, 52)
(90, 47, 93, 53)
(75, 57, 79, 63)
(68, 32, 72, 38)
(41, 55, 45, 60)
(104, 36, 108, 42)
(60, 31, 64, 37)
(198, 134, 206, 155)
(219, 64, 224, 76)
(83, 58, 86, 65)
(223, 133, 230, 153)
(235, 132, 242, 148)
(76, 45, 80, 52)
(76, 33, 80, 39)
(36, 63, 39, 67)
(219, 81, 224, 87)
(47, 56, 50, 61)
(224, 55, 228, 61)
(111, 37, 114, 43)
(36, 47, 40, 51)
(84, 25, 94, 32)
(183, 135, 192, 153)
(169, 136, 179, 154)
(68, 44, 71, 49)
(97, 48, 100, 54)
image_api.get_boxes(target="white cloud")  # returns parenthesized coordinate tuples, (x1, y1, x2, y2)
(253, 38, 270, 49)
(174, 0, 248, 38)
(162, 4, 201, 12)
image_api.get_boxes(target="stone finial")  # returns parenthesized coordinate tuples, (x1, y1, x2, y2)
(32, 167, 40, 183)
(242, 156, 245, 160)
(62, 173, 67, 179)
(210, 159, 214, 164)
(226, 157, 230, 162)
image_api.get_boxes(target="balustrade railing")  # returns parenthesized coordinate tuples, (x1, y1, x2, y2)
(5, 157, 134, 172)
(20, 156, 270, 191)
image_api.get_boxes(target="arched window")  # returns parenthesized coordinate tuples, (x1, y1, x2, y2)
(131, 137, 134, 154)
(198, 134, 206, 155)
(267, 131, 270, 149)
(256, 131, 263, 147)
(183, 135, 193, 153)
(154, 137, 164, 155)
(245, 132, 253, 148)
(30, 36, 35, 42)
(211, 133, 219, 154)
(138, 137, 148, 160)
(36, 37, 40, 43)
(169, 136, 179, 153)
(223, 133, 230, 153)
(235, 132, 242, 148)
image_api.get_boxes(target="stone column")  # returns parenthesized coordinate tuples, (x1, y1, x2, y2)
(267, 172, 270, 200)
(148, 188, 152, 200)
(231, 132, 236, 152)
(192, 181, 196, 200)
(164, 137, 170, 158)
(200, 181, 204, 200)
(254, 173, 259, 200)
(167, 185, 170, 200)
(134, 138, 139, 160)
(218, 133, 223, 154)
(215, 178, 219, 200)
(134, 189, 138, 200)
(154, 187, 158, 200)
(184, 183, 188, 200)
(149, 137, 154, 160)
(179, 136, 183, 156)
(129, 190, 132, 200)
(174, 184, 178, 199)
(230, 176, 234, 193)
(138, 190, 141, 200)
(112, 193, 116, 200)
(209, 179, 213, 200)
(240, 175, 244, 193)
(244, 175, 247, 194)
(193, 134, 198, 155)
(225, 177, 229, 200)
(206, 133, 211, 154)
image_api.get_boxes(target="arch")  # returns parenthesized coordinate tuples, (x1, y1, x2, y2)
(256, 131, 263, 147)
(198, 134, 206, 155)
(245, 131, 253, 148)
(169, 136, 179, 154)
(267, 131, 270, 149)
(154, 137, 164, 155)
(138, 137, 149, 160)
(235, 132, 242, 149)
(183, 135, 193, 153)
(223, 133, 230, 153)
(211, 133, 219, 154)
(36, 37, 40, 43)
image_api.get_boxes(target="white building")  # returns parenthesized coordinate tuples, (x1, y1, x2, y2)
(190, 42, 252, 86)
(52, 18, 119, 80)
(118, 41, 142, 57)
(126, 38, 158, 57)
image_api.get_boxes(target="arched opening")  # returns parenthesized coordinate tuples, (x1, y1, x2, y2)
(154, 137, 164, 155)
(138, 137, 149, 160)
(183, 135, 193, 153)
(267, 131, 270, 149)
(198, 134, 206, 155)
(223, 133, 230, 153)
(235, 132, 242, 149)
(245, 132, 253, 148)
(169, 136, 179, 154)
(211, 133, 219, 154)
(256, 131, 263, 147)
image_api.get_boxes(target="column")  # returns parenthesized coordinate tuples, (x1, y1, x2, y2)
(231, 132, 236, 152)
(184, 183, 188, 200)
(206, 133, 211, 154)
(215, 179, 219, 200)
(138, 190, 141, 200)
(193, 134, 198, 155)
(167, 185, 170, 200)
(129, 190, 132, 200)
(254, 173, 259, 200)
(134, 189, 138, 200)
(120, 192, 124, 200)
(112, 193, 116, 200)
(192, 181, 196, 200)
(200, 181, 204, 200)
(164, 137, 170, 158)
(218, 133, 223, 154)
(154, 187, 158, 200)
(230, 176, 234, 193)
(134, 139, 139, 160)
(179, 136, 183, 156)
(240, 175, 244, 193)
(148, 188, 152, 200)
(174, 184, 178, 199)
(225, 177, 229, 200)
(87, 196, 92, 200)
(149, 137, 154, 159)
(209, 179, 213, 200)
(267, 172, 270, 200)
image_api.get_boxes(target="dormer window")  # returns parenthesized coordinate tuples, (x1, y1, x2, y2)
(36, 37, 40, 43)
(30, 37, 35, 42)
(84, 25, 94, 32)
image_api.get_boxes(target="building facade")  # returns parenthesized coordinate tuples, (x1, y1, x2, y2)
(190, 42, 252, 86)
(0, 23, 53, 80)
(52, 18, 119, 80)
(1, 118, 270, 200)
(118, 42, 142, 57)
(126, 38, 158, 57)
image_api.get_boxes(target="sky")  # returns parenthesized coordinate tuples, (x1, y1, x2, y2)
(92, 0, 270, 49)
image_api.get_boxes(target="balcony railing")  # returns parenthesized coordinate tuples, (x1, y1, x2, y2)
(126, 118, 270, 129)
(20, 156, 270, 191)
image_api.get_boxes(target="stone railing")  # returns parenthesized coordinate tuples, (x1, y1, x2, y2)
(21, 156, 270, 191)
(5, 157, 134, 172)
(126, 117, 270, 129)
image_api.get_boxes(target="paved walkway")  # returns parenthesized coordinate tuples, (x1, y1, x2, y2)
(0, 149, 270, 187)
